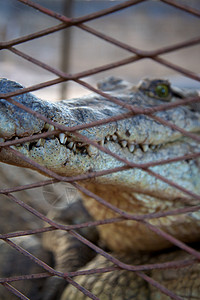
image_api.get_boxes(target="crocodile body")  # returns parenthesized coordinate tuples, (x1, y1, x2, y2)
(0, 77, 200, 299)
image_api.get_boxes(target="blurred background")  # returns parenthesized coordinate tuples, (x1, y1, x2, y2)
(0, 0, 199, 100)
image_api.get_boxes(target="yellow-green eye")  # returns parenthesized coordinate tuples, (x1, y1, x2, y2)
(155, 84, 169, 98)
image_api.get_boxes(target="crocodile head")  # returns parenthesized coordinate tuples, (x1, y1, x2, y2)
(0, 77, 200, 252)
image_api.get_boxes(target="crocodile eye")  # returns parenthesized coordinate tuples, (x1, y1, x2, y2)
(155, 84, 169, 98)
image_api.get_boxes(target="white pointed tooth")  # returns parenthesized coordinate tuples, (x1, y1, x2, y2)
(44, 123, 55, 131)
(141, 144, 149, 152)
(121, 140, 127, 148)
(44, 123, 50, 130)
(128, 144, 135, 153)
(67, 142, 74, 149)
(48, 125, 55, 132)
(0, 138, 5, 143)
(59, 133, 67, 144)
(106, 135, 110, 141)
(87, 145, 99, 157)
(36, 138, 42, 147)
(72, 143, 76, 151)
(112, 134, 118, 141)
(99, 140, 104, 146)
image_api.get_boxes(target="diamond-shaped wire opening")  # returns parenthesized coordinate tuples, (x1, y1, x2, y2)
(0, 1, 200, 299)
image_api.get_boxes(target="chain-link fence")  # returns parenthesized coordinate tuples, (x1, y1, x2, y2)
(0, 0, 200, 299)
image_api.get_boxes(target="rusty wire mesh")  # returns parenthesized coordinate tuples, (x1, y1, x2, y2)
(0, 0, 200, 299)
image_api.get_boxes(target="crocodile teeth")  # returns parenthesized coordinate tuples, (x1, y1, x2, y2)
(112, 134, 118, 141)
(128, 143, 135, 153)
(99, 140, 104, 146)
(59, 133, 67, 144)
(44, 123, 55, 131)
(48, 125, 55, 132)
(44, 123, 50, 130)
(67, 142, 74, 149)
(121, 140, 127, 148)
(106, 136, 110, 141)
(87, 145, 99, 157)
(36, 139, 42, 147)
(141, 144, 149, 152)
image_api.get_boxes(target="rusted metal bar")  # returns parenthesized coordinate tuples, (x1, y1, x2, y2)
(17, 0, 147, 24)
(1, 92, 200, 147)
(1, 200, 200, 241)
(1, 0, 200, 299)
(160, 0, 200, 17)
(1, 283, 29, 300)
(0, 23, 67, 49)
(136, 272, 184, 300)
(5, 145, 200, 204)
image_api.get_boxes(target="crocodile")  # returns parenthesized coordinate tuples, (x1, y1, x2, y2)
(0, 235, 52, 300)
(0, 77, 200, 299)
